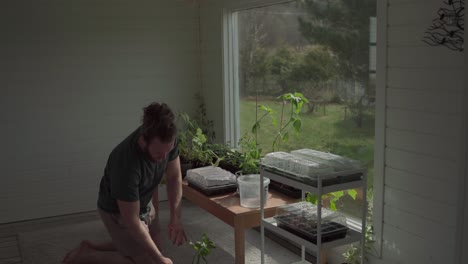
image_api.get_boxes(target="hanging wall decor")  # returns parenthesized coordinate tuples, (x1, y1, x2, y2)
(423, 0, 465, 51)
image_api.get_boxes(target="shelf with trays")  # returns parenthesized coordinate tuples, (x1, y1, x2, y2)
(260, 167, 366, 194)
(263, 217, 362, 250)
(259, 166, 367, 264)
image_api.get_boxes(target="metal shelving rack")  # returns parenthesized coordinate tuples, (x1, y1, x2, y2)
(260, 167, 367, 264)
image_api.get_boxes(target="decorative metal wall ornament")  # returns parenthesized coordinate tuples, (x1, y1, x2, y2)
(423, 0, 465, 51)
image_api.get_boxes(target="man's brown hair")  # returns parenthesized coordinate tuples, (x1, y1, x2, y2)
(141, 102, 177, 143)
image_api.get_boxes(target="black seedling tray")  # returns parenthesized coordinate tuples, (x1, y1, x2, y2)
(187, 178, 238, 196)
(274, 214, 348, 244)
(269, 180, 302, 199)
(263, 166, 362, 187)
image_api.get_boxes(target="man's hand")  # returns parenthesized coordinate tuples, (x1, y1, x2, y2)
(167, 217, 187, 246)
(165, 157, 187, 246)
(117, 200, 167, 263)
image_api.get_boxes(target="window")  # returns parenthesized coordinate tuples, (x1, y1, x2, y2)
(226, 0, 377, 221)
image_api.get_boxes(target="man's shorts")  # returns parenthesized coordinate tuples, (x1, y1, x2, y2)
(98, 204, 159, 258)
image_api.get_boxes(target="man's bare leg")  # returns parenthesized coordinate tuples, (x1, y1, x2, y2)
(62, 240, 115, 263)
(85, 240, 116, 251)
(62, 241, 134, 264)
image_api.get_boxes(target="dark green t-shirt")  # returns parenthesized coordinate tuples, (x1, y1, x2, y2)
(97, 127, 179, 214)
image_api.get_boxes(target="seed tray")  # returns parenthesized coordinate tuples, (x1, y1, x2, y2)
(274, 214, 348, 244)
(269, 180, 302, 198)
(186, 177, 237, 196)
(262, 166, 362, 187)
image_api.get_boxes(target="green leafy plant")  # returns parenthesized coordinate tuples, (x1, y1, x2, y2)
(342, 189, 375, 264)
(177, 112, 198, 164)
(211, 143, 243, 174)
(343, 225, 374, 264)
(305, 189, 357, 211)
(189, 233, 216, 264)
(177, 112, 222, 167)
(237, 133, 262, 174)
(305, 189, 375, 263)
(191, 128, 222, 167)
(222, 92, 308, 175)
(194, 93, 216, 141)
(252, 92, 309, 151)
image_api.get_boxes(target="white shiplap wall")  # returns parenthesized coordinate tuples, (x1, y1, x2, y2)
(0, 0, 201, 223)
(381, 0, 464, 263)
(200, 0, 467, 263)
(459, 6, 468, 263)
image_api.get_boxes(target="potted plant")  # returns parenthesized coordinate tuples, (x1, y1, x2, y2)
(177, 111, 222, 177)
(249, 92, 309, 197)
(177, 112, 197, 177)
(177, 93, 219, 176)
(211, 143, 243, 174)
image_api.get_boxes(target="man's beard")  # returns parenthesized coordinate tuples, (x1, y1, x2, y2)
(142, 146, 157, 162)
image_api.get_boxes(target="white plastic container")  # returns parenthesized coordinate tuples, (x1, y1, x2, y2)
(237, 174, 270, 208)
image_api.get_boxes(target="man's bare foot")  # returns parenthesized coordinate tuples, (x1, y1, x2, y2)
(62, 240, 92, 264)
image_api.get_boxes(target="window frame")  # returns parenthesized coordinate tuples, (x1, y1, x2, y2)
(222, 0, 385, 258)
(222, 0, 296, 147)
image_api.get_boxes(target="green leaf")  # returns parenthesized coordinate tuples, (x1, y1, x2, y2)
(295, 92, 309, 103)
(305, 193, 318, 204)
(282, 131, 289, 141)
(251, 122, 260, 133)
(332, 190, 344, 199)
(347, 189, 358, 200)
(271, 117, 278, 126)
(293, 119, 302, 132)
(259, 105, 269, 111)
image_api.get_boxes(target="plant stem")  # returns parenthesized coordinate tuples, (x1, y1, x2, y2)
(255, 89, 258, 147)
(278, 100, 285, 151)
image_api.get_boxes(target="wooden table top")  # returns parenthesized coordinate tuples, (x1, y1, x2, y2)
(182, 181, 299, 217)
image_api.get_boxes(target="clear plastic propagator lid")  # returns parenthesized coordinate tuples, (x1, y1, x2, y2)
(186, 166, 237, 187)
(261, 152, 334, 179)
(275, 201, 342, 223)
(261, 152, 295, 170)
(290, 149, 361, 172)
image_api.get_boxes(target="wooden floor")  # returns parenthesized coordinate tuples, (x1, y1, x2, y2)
(0, 211, 100, 264)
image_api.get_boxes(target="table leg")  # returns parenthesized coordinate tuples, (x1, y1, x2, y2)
(234, 216, 245, 264)
(320, 249, 327, 264)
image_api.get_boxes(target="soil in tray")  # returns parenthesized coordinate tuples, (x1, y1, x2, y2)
(274, 215, 348, 244)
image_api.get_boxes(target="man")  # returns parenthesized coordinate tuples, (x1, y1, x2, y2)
(63, 102, 187, 264)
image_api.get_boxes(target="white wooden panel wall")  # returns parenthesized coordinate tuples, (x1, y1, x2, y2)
(381, 0, 465, 263)
(460, 7, 468, 263)
(0, 0, 200, 223)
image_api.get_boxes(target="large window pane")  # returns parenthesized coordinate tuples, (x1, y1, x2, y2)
(235, 0, 376, 220)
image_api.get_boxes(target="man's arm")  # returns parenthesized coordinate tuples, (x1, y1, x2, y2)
(117, 200, 170, 264)
(150, 182, 162, 249)
(165, 156, 187, 245)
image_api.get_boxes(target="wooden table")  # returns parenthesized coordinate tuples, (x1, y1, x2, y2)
(182, 182, 298, 264)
